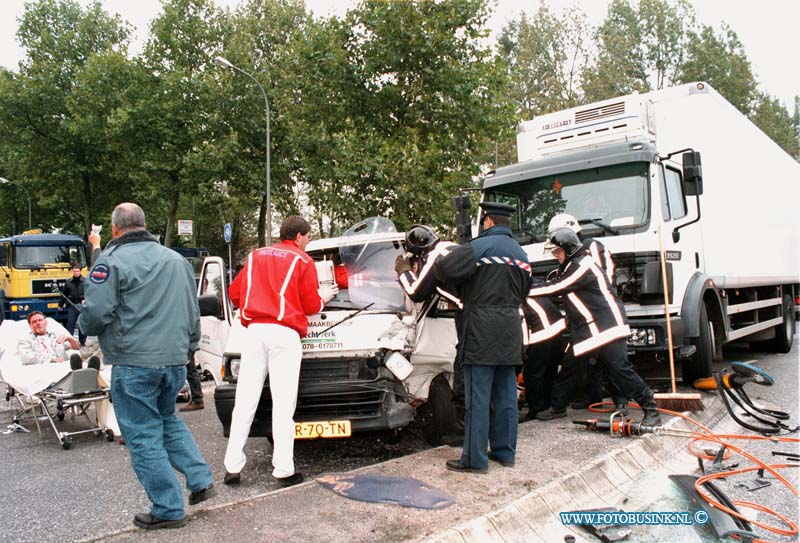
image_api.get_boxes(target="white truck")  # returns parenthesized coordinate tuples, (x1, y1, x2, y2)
(480, 82, 799, 382)
(196, 218, 459, 444)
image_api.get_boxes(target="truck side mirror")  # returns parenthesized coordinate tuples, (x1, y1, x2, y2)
(198, 293, 223, 320)
(682, 151, 703, 196)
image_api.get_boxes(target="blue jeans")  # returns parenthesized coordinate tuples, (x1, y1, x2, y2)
(111, 365, 213, 520)
(461, 365, 518, 469)
(66, 306, 86, 345)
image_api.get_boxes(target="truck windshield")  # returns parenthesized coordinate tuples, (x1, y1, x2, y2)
(13, 245, 87, 269)
(485, 162, 650, 241)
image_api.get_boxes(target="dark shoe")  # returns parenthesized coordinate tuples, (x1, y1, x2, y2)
(188, 483, 216, 506)
(445, 459, 488, 474)
(614, 402, 629, 417)
(536, 407, 567, 421)
(132, 513, 188, 530)
(118, 437, 126, 446)
(223, 471, 240, 485)
(640, 409, 662, 426)
(179, 401, 205, 412)
(519, 409, 536, 423)
(488, 452, 515, 468)
(69, 353, 82, 371)
(87, 356, 101, 371)
(441, 432, 464, 447)
(275, 472, 304, 487)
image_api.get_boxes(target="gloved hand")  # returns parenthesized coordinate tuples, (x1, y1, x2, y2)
(395, 254, 413, 274)
(318, 283, 339, 303)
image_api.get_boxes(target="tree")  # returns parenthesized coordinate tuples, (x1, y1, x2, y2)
(137, 0, 227, 247)
(0, 0, 130, 235)
(749, 94, 800, 159)
(677, 23, 757, 115)
(284, 0, 512, 234)
(582, 0, 694, 102)
(496, 5, 590, 165)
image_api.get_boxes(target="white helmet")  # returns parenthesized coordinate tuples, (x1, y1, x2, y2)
(547, 213, 580, 235)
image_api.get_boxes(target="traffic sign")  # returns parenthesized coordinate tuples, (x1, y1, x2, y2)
(224, 223, 232, 243)
(178, 220, 193, 236)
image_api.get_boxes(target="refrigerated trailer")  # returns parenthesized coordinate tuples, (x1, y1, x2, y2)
(481, 82, 799, 382)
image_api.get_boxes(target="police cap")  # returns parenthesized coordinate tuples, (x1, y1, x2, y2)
(478, 201, 516, 218)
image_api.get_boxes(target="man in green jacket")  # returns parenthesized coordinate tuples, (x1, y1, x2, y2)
(79, 202, 215, 530)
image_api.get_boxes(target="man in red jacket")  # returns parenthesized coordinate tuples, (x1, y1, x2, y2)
(223, 216, 338, 487)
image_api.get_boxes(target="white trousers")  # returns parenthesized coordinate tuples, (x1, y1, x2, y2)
(223, 323, 302, 478)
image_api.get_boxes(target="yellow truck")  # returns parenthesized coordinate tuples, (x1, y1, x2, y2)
(0, 230, 88, 324)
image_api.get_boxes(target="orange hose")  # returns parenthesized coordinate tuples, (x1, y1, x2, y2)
(586, 400, 800, 541)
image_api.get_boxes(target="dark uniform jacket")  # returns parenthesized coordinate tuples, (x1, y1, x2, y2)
(398, 240, 462, 307)
(522, 289, 566, 345)
(435, 226, 530, 366)
(60, 276, 85, 306)
(584, 238, 615, 286)
(529, 251, 629, 357)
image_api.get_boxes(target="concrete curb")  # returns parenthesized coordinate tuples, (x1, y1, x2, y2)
(424, 394, 728, 543)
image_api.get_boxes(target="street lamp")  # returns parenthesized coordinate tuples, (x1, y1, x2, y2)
(0, 176, 32, 230)
(214, 55, 272, 245)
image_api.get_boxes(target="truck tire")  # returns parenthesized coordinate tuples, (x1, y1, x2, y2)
(682, 304, 713, 383)
(419, 374, 456, 446)
(764, 294, 795, 353)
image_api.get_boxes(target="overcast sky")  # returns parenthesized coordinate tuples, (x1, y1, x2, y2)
(1, 0, 797, 109)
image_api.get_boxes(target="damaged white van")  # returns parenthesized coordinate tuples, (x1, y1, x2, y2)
(196, 218, 459, 445)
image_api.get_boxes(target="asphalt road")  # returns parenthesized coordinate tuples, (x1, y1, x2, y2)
(0, 339, 796, 543)
(0, 380, 428, 543)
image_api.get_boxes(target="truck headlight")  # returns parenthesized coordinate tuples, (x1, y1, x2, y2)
(628, 328, 657, 346)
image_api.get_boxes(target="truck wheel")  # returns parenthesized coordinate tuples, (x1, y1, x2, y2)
(419, 374, 456, 446)
(764, 294, 795, 353)
(682, 304, 713, 383)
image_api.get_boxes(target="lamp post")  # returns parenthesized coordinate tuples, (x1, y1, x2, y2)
(214, 55, 272, 246)
(0, 176, 32, 230)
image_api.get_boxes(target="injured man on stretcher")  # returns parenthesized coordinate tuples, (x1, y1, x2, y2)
(0, 313, 118, 437)
(19, 311, 100, 370)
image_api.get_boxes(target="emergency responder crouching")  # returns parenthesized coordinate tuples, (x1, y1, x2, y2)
(395, 225, 464, 443)
(529, 227, 661, 426)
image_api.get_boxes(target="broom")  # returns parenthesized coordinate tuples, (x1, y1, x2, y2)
(653, 224, 704, 412)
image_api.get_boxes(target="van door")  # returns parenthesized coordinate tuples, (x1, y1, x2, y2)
(195, 257, 231, 385)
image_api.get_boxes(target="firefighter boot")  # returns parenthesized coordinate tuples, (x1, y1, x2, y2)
(638, 395, 662, 426)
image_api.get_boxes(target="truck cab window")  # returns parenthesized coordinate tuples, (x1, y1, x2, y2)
(659, 169, 671, 221)
(0, 244, 6, 267)
(664, 167, 687, 219)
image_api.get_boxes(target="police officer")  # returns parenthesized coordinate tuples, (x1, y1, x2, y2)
(395, 225, 464, 443)
(530, 228, 661, 426)
(435, 202, 530, 473)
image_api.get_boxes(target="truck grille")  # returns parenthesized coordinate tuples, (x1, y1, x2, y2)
(263, 358, 386, 420)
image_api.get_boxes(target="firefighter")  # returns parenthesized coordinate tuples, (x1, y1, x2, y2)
(530, 228, 661, 426)
(395, 225, 464, 443)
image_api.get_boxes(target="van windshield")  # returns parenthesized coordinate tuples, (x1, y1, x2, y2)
(484, 162, 650, 241)
(13, 245, 87, 269)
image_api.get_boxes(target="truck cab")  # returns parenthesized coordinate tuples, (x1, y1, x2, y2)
(197, 218, 459, 444)
(481, 82, 799, 383)
(0, 232, 88, 324)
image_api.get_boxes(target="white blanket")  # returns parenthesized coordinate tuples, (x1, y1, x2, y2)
(0, 319, 119, 434)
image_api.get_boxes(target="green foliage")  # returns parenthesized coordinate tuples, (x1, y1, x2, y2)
(677, 24, 757, 114)
(749, 94, 800, 159)
(0, 0, 793, 250)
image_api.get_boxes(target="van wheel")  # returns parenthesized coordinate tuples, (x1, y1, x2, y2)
(682, 304, 713, 383)
(765, 294, 795, 353)
(419, 374, 456, 446)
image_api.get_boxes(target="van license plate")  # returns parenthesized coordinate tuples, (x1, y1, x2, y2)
(294, 420, 352, 439)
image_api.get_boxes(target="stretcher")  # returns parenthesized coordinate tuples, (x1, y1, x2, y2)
(0, 319, 119, 449)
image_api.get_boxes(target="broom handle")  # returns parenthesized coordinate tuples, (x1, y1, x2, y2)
(658, 224, 678, 394)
